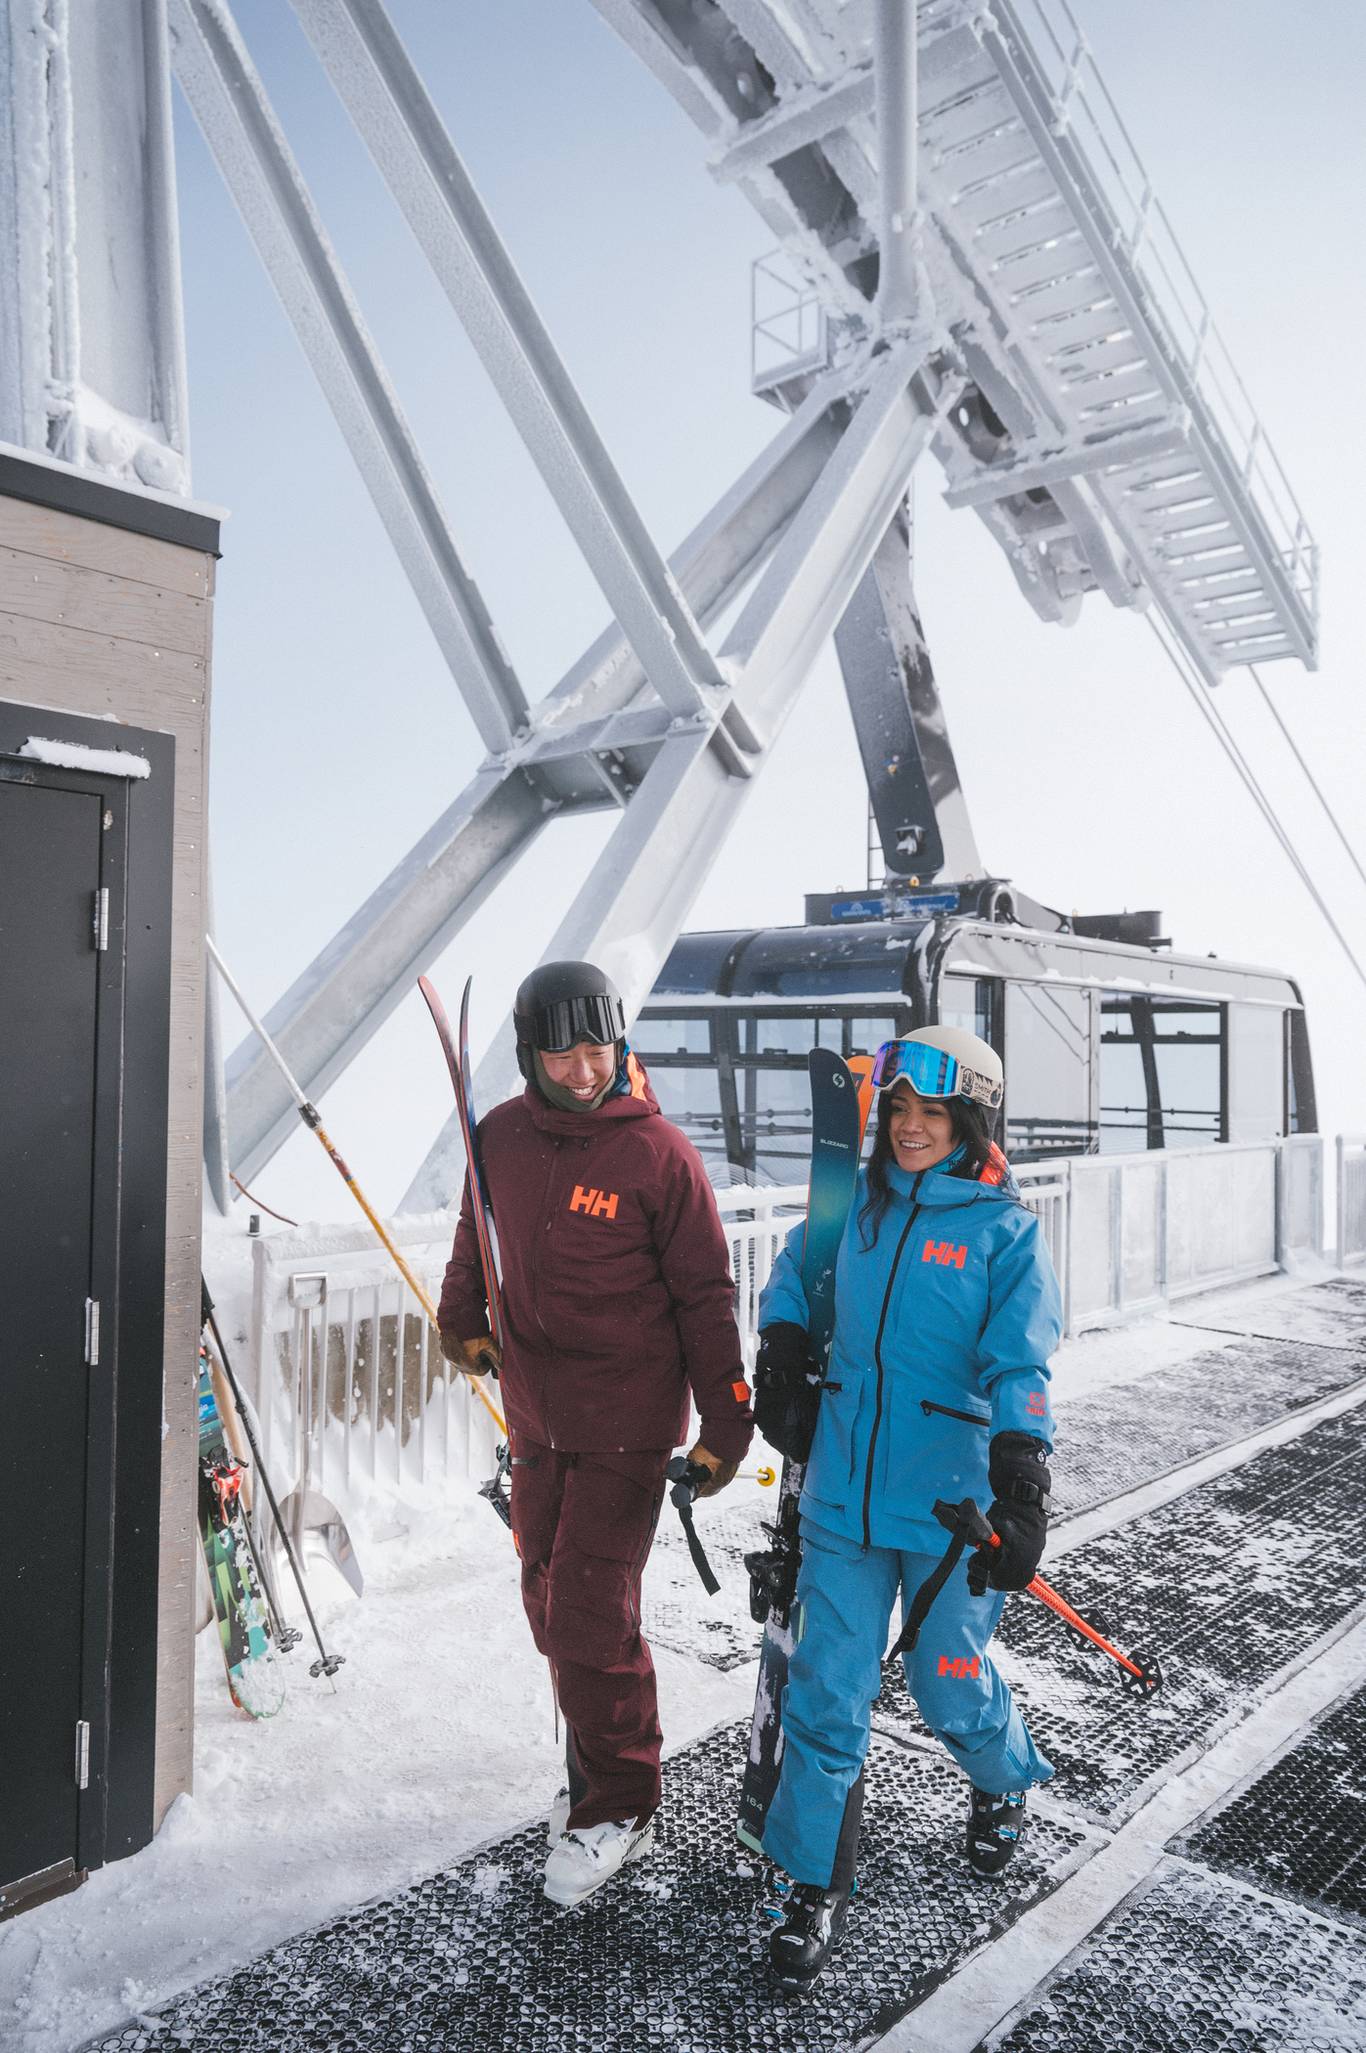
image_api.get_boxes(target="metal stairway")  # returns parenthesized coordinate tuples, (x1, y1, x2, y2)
(656, 0, 1318, 682)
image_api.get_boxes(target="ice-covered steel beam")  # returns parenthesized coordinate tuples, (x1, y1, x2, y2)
(225, 387, 843, 1184)
(874, 0, 921, 331)
(0, 0, 187, 483)
(943, 419, 1187, 510)
(227, 765, 549, 1187)
(710, 66, 873, 181)
(291, 0, 725, 724)
(835, 511, 982, 881)
(169, 0, 528, 751)
(406, 340, 952, 1205)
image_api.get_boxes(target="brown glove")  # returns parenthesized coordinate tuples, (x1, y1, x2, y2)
(439, 1330, 501, 1377)
(685, 1440, 739, 1499)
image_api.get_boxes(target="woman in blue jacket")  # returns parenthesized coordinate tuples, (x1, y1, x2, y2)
(754, 1025, 1061, 1992)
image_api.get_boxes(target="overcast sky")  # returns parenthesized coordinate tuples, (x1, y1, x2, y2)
(176, 0, 1366, 1224)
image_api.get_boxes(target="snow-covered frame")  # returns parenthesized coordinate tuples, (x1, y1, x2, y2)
(155, 0, 1318, 1203)
(0, 0, 189, 486)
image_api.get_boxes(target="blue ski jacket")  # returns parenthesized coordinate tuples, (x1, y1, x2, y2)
(758, 1152, 1061, 1555)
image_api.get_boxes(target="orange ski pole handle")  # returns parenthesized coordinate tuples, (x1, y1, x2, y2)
(933, 1496, 1163, 1697)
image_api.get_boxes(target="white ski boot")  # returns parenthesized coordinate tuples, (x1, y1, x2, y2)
(543, 1816, 654, 1907)
(546, 1786, 571, 1846)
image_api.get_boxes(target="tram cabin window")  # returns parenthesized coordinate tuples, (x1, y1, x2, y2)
(1098, 996, 1223, 1153)
(1228, 1004, 1286, 1143)
(631, 1014, 712, 1057)
(1003, 982, 1093, 1162)
(938, 976, 994, 1045)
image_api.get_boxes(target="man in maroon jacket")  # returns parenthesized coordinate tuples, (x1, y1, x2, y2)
(437, 960, 753, 1907)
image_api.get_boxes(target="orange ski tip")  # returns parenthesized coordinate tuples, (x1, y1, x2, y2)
(627, 1051, 649, 1100)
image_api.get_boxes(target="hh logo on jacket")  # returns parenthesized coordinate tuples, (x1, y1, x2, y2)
(937, 1654, 981, 1679)
(569, 1184, 619, 1221)
(923, 1240, 968, 1269)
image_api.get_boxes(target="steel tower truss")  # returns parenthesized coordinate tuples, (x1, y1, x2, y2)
(3, 1, 1317, 1206)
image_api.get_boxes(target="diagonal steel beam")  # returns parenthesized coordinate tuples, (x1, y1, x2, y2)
(169, 0, 527, 750)
(291, 0, 726, 722)
(225, 386, 845, 1186)
(405, 339, 956, 1207)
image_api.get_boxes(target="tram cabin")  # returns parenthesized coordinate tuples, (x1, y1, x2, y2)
(635, 886, 1315, 1187)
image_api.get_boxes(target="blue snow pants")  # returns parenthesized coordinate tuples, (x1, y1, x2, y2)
(762, 1518, 1054, 1888)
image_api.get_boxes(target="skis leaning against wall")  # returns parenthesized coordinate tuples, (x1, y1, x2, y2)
(196, 1342, 286, 1719)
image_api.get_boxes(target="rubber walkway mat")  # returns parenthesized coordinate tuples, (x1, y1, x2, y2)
(1172, 1275, 1366, 1350)
(82, 1726, 1088, 2053)
(1176, 1681, 1366, 1928)
(646, 1499, 767, 1671)
(1050, 1335, 1362, 1522)
(985, 1860, 1366, 2051)
(873, 1404, 1366, 1823)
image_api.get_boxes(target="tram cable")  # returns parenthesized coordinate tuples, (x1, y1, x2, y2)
(1248, 664, 1366, 898)
(1148, 616, 1366, 997)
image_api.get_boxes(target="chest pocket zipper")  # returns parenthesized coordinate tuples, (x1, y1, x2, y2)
(920, 1399, 990, 1429)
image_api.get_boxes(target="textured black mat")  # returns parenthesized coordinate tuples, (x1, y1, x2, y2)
(1051, 1335, 1364, 1521)
(82, 1726, 1089, 2053)
(874, 1404, 1366, 1823)
(986, 1860, 1366, 2051)
(1175, 1681, 1366, 1929)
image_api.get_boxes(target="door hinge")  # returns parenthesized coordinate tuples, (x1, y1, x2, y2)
(84, 1298, 100, 1366)
(75, 1721, 90, 1790)
(92, 888, 109, 951)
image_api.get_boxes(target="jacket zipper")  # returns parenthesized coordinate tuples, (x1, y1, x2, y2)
(862, 1178, 924, 1550)
(920, 1399, 990, 1429)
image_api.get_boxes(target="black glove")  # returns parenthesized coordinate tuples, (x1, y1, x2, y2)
(753, 1321, 824, 1461)
(967, 1431, 1052, 1595)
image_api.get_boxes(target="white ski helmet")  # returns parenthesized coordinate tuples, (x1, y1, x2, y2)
(871, 1024, 1004, 1110)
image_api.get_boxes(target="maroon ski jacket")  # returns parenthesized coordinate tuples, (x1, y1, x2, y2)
(437, 1059, 754, 1463)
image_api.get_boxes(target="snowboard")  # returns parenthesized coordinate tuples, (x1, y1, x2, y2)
(197, 1343, 285, 1718)
(737, 1047, 868, 1851)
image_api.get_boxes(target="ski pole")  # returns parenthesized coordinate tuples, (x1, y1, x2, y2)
(932, 1498, 1164, 1696)
(207, 937, 506, 1437)
(665, 1456, 722, 1595)
(202, 1283, 344, 1682)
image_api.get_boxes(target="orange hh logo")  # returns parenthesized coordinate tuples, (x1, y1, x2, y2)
(937, 1654, 981, 1679)
(1026, 1390, 1046, 1418)
(923, 1241, 968, 1269)
(569, 1184, 619, 1220)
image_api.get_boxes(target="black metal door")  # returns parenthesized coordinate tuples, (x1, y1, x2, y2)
(0, 769, 112, 1903)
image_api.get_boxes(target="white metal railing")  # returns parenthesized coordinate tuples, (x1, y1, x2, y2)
(245, 1211, 498, 1516)
(238, 1136, 1333, 1507)
(999, 0, 1316, 621)
(750, 249, 829, 393)
(1337, 1137, 1366, 1268)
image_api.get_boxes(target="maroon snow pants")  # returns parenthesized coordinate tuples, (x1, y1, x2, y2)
(509, 1439, 671, 1831)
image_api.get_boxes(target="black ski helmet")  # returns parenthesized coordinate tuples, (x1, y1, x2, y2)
(513, 960, 627, 1080)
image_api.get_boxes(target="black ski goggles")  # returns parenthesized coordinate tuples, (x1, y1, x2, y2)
(521, 993, 626, 1053)
(871, 1038, 1003, 1110)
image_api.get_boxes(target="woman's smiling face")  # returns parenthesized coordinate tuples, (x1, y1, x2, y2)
(886, 1081, 958, 1171)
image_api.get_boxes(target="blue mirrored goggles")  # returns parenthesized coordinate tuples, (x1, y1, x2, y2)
(870, 1039, 1003, 1110)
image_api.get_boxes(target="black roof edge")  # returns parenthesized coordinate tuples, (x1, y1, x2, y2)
(0, 449, 222, 557)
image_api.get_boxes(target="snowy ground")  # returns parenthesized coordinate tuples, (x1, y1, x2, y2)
(2, 1275, 1362, 2053)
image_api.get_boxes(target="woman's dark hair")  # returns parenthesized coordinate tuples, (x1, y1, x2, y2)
(856, 1089, 1001, 1250)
